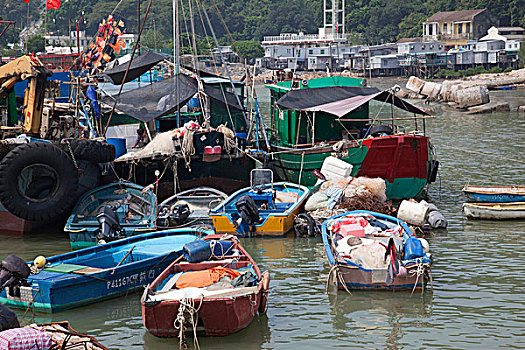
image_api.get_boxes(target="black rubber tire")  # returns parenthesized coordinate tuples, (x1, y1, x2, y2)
(69, 139, 116, 163)
(294, 213, 318, 237)
(0, 142, 79, 222)
(368, 125, 394, 137)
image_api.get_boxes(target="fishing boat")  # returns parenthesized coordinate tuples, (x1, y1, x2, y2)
(462, 185, 525, 203)
(65, 182, 157, 250)
(0, 321, 110, 349)
(322, 210, 432, 291)
(141, 234, 269, 337)
(157, 187, 227, 229)
(209, 170, 310, 236)
(0, 228, 207, 313)
(264, 75, 438, 200)
(462, 202, 525, 220)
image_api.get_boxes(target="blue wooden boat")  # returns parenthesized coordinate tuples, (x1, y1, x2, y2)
(322, 210, 432, 291)
(65, 182, 157, 250)
(209, 170, 309, 236)
(0, 228, 207, 313)
(462, 185, 525, 203)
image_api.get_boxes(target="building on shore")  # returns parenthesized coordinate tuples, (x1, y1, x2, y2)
(257, 7, 521, 77)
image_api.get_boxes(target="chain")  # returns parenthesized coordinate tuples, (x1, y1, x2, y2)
(65, 140, 79, 169)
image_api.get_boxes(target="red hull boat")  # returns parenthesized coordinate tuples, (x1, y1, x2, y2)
(141, 234, 270, 337)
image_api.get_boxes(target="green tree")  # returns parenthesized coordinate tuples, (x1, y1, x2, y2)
(398, 12, 427, 39)
(519, 44, 525, 68)
(232, 40, 264, 60)
(27, 35, 45, 53)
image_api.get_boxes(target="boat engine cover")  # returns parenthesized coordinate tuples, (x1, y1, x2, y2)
(235, 195, 260, 226)
(96, 206, 122, 240)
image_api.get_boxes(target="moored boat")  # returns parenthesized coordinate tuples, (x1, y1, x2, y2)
(141, 234, 269, 337)
(0, 228, 207, 313)
(462, 202, 525, 220)
(264, 75, 438, 200)
(0, 321, 110, 349)
(157, 187, 227, 229)
(322, 210, 432, 291)
(462, 185, 525, 203)
(65, 182, 157, 250)
(209, 170, 309, 236)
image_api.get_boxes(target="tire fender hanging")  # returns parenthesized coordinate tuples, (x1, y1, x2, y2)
(0, 142, 79, 222)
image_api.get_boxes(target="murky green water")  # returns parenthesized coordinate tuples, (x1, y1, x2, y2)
(1, 79, 524, 349)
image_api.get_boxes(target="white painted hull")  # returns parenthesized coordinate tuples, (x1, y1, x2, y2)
(463, 202, 525, 220)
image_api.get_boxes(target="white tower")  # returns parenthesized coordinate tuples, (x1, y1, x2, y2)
(323, 0, 345, 35)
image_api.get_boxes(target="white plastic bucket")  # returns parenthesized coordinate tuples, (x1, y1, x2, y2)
(397, 200, 429, 226)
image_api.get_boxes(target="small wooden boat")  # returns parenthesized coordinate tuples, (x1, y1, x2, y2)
(0, 228, 207, 313)
(33, 321, 109, 349)
(209, 170, 309, 236)
(322, 210, 432, 291)
(142, 234, 269, 337)
(65, 182, 157, 250)
(157, 187, 227, 229)
(0, 321, 109, 349)
(462, 202, 525, 220)
(462, 185, 525, 203)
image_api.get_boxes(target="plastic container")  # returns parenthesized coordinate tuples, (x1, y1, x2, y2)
(183, 240, 233, 263)
(106, 138, 127, 158)
(339, 223, 365, 238)
(404, 237, 424, 260)
(397, 200, 429, 226)
(320, 156, 353, 181)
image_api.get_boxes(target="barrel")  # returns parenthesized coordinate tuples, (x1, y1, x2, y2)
(106, 138, 127, 158)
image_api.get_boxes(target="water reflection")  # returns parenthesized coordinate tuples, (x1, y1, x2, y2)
(328, 291, 433, 349)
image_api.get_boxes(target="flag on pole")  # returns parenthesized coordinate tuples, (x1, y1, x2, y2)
(46, 0, 61, 10)
(22, 0, 29, 4)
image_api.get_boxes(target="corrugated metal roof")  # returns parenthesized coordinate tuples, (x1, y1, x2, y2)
(425, 9, 486, 23)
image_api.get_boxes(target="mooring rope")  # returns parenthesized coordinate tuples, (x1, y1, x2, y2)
(174, 296, 204, 350)
(440, 144, 525, 165)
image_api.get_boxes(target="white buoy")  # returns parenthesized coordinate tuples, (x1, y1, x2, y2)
(418, 238, 430, 253)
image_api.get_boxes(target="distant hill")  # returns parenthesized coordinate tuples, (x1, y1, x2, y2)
(1, 0, 523, 48)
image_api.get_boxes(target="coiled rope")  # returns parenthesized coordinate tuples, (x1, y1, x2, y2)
(174, 296, 204, 350)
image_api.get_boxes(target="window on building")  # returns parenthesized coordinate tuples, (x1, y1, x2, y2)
(428, 25, 433, 35)
(458, 24, 462, 34)
(421, 45, 426, 50)
(430, 45, 433, 49)
(443, 23, 447, 33)
(308, 49, 313, 54)
(466, 23, 470, 33)
(320, 49, 325, 54)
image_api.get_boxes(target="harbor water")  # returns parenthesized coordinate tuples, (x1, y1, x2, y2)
(1, 78, 524, 349)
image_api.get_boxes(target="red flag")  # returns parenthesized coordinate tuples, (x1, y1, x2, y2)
(22, 0, 29, 4)
(46, 0, 61, 10)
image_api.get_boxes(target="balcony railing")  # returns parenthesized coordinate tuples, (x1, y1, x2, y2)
(262, 33, 347, 44)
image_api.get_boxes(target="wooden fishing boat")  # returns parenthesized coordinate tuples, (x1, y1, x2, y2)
(322, 210, 432, 291)
(0, 321, 109, 349)
(157, 187, 227, 229)
(0, 228, 207, 313)
(462, 185, 525, 203)
(264, 75, 438, 200)
(141, 234, 269, 337)
(462, 202, 525, 220)
(209, 170, 309, 236)
(65, 182, 157, 250)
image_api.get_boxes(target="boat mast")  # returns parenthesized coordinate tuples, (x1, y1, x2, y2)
(199, 0, 249, 127)
(173, 0, 181, 127)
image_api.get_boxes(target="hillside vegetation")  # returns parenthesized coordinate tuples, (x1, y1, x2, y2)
(1, 0, 524, 48)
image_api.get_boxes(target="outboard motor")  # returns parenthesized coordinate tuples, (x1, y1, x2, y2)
(96, 206, 123, 242)
(169, 203, 190, 226)
(0, 255, 31, 295)
(234, 195, 260, 237)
